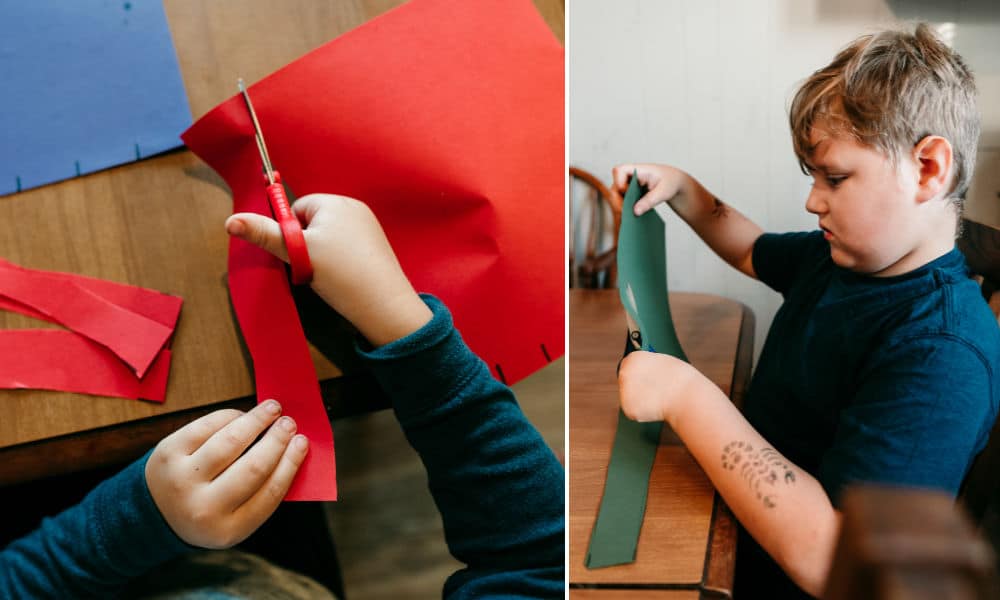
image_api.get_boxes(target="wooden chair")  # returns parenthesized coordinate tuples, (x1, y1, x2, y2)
(823, 486, 998, 600)
(569, 166, 622, 289)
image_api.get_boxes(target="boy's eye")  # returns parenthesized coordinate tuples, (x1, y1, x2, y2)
(825, 175, 846, 187)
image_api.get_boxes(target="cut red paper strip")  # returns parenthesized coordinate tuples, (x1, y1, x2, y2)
(0, 330, 171, 402)
(228, 238, 335, 500)
(0, 263, 173, 377)
(0, 258, 183, 331)
(182, 120, 336, 500)
(182, 0, 563, 501)
(0, 294, 44, 322)
(0, 259, 181, 401)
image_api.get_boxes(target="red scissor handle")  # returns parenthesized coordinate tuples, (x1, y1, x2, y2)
(265, 171, 313, 285)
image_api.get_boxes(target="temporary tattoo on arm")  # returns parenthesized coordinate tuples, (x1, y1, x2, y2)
(711, 196, 729, 218)
(721, 441, 796, 509)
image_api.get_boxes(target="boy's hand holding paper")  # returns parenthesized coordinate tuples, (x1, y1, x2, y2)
(611, 163, 686, 216)
(226, 194, 432, 348)
(146, 402, 308, 549)
(618, 351, 704, 425)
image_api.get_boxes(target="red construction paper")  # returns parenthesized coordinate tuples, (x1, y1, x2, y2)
(0, 258, 183, 331)
(0, 294, 43, 322)
(0, 258, 181, 401)
(182, 0, 563, 501)
(0, 330, 171, 402)
(0, 262, 173, 377)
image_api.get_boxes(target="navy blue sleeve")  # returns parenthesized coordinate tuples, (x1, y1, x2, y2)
(752, 231, 827, 295)
(356, 294, 565, 599)
(0, 452, 193, 598)
(818, 335, 997, 506)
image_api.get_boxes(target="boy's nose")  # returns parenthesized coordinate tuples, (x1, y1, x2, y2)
(805, 187, 827, 215)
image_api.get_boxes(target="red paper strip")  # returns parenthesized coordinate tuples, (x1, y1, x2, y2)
(0, 258, 181, 401)
(0, 263, 173, 377)
(182, 113, 337, 500)
(182, 0, 563, 500)
(227, 239, 336, 501)
(0, 258, 183, 331)
(0, 330, 171, 402)
(0, 294, 44, 321)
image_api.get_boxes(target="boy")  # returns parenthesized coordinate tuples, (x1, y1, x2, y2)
(0, 194, 565, 598)
(614, 23, 999, 598)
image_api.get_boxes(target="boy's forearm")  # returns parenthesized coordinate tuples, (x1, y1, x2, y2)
(669, 378, 839, 596)
(357, 295, 564, 598)
(669, 174, 763, 277)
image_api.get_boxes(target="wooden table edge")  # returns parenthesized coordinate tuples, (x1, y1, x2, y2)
(568, 293, 755, 598)
(700, 303, 755, 599)
(0, 373, 390, 487)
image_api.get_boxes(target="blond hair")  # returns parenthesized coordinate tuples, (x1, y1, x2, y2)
(790, 23, 980, 208)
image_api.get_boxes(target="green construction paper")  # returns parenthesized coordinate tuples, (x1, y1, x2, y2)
(616, 173, 687, 360)
(585, 412, 663, 568)
(585, 172, 688, 569)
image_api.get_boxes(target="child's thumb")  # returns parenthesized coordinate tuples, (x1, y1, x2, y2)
(633, 191, 660, 216)
(225, 213, 289, 263)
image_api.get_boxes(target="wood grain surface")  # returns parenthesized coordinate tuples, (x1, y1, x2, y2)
(0, 0, 563, 479)
(569, 289, 751, 597)
(571, 590, 701, 599)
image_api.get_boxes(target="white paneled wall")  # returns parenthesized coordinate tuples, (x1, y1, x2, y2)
(569, 0, 1000, 360)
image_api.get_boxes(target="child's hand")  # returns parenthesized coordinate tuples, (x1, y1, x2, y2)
(611, 163, 688, 216)
(618, 351, 706, 424)
(145, 401, 308, 549)
(225, 194, 432, 347)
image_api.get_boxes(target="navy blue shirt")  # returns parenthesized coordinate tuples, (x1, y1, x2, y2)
(736, 230, 999, 598)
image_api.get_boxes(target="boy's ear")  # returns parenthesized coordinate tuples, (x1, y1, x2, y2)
(912, 135, 953, 203)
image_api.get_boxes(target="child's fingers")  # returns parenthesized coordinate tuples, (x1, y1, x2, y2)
(213, 416, 298, 509)
(234, 434, 309, 522)
(611, 164, 635, 192)
(613, 165, 665, 215)
(160, 409, 244, 456)
(633, 189, 663, 216)
(293, 193, 365, 228)
(191, 400, 283, 478)
(290, 193, 327, 226)
(225, 213, 289, 263)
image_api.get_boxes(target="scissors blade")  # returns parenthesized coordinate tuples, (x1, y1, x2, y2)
(237, 78, 275, 184)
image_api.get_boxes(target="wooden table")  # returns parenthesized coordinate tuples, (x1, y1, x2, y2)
(0, 0, 563, 487)
(569, 289, 754, 599)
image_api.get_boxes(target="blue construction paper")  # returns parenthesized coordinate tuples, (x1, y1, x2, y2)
(0, 1, 192, 195)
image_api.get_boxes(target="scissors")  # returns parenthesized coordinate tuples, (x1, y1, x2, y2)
(237, 79, 314, 285)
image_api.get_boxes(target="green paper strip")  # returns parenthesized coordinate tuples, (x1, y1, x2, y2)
(585, 173, 688, 569)
(586, 412, 663, 568)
